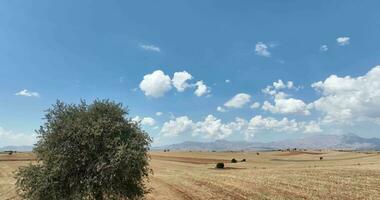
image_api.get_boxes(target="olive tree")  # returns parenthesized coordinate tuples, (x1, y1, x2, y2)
(16, 100, 151, 200)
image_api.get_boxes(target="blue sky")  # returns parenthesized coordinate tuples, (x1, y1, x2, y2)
(1, 1, 380, 147)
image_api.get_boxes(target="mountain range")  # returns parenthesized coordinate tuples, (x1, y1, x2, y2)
(2, 134, 380, 152)
(154, 133, 380, 151)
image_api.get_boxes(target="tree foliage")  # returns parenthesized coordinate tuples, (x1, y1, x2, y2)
(16, 100, 151, 200)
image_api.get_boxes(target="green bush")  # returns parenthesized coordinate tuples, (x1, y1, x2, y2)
(216, 162, 224, 169)
(15, 100, 151, 200)
(231, 158, 237, 163)
(241, 159, 246, 162)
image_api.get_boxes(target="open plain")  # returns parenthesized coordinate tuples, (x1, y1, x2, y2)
(1, 150, 380, 200)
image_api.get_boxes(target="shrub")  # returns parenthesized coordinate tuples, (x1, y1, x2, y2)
(256, 152, 260, 156)
(320, 156, 323, 160)
(241, 159, 246, 162)
(231, 158, 237, 163)
(216, 162, 224, 169)
(15, 100, 151, 200)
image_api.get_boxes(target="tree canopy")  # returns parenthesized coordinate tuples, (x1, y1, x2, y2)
(16, 100, 151, 200)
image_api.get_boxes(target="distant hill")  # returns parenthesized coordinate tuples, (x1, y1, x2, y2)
(0, 145, 34, 152)
(265, 133, 380, 150)
(153, 140, 271, 151)
(154, 134, 380, 151)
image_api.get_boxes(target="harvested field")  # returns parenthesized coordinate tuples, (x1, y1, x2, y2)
(2, 151, 380, 199)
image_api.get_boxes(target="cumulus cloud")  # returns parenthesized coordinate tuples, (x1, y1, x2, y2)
(160, 116, 195, 137)
(302, 121, 323, 133)
(255, 42, 271, 57)
(262, 80, 295, 97)
(246, 116, 321, 139)
(132, 116, 156, 126)
(140, 70, 210, 97)
(217, 106, 227, 112)
(172, 71, 193, 92)
(225, 79, 231, 83)
(320, 45, 328, 52)
(139, 70, 172, 97)
(224, 93, 251, 108)
(0, 127, 37, 147)
(160, 115, 321, 140)
(140, 44, 161, 52)
(273, 79, 294, 90)
(262, 98, 310, 115)
(310, 65, 380, 124)
(194, 115, 247, 139)
(155, 112, 163, 116)
(15, 89, 40, 97)
(250, 102, 260, 109)
(248, 115, 299, 132)
(161, 115, 247, 139)
(261, 79, 309, 115)
(336, 37, 350, 46)
(194, 81, 210, 97)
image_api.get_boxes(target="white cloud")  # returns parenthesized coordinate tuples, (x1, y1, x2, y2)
(160, 115, 247, 139)
(255, 42, 271, 57)
(141, 117, 156, 126)
(273, 79, 294, 90)
(155, 112, 163, 116)
(194, 81, 210, 97)
(262, 86, 277, 96)
(320, 45, 328, 52)
(248, 115, 299, 133)
(0, 127, 37, 147)
(140, 44, 161, 52)
(139, 70, 172, 97)
(132, 116, 156, 126)
(250, 102, 260, 109)
(262, 80, 295, 97)
(302, 121, 322, 133)
(336, 37, 350, 46)
(15, 89, 40, 97)
(225, 79, 231, 83)
(217, 106, 227, 112)
(140, 70, 210, 98)
(172, 71, 193, 92)
(311, 65, 380, 124)
(194, 115, 247, 139)
(246, 116, 321, 139)
(160, 115, 321, 140)
(261, 79, 309, 115)
(262, 98, 310, 115)
(224, 93, 251, 108)
(160, 116, 195, 137)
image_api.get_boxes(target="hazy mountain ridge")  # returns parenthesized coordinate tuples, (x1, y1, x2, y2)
(155, 134, 380, 151)
(3, 134, 380, 152)
(155, 140, 271, 151)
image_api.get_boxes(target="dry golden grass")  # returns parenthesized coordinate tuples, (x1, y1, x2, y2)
(2, 150, 380, 199)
